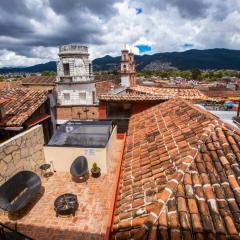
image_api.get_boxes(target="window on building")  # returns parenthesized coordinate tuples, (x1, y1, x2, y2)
(92, 91, 96, 104)
(79, 92, 86, 103)
(89, 63, 92, 76)
(107, 103, 132, 118)
(63, 63, 70, 75)
(63, 93, 70, 101)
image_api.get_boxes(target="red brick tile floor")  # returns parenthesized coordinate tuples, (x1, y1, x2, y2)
(0, 139, 125, 240)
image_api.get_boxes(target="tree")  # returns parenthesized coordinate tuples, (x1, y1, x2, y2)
(41, 71, 56, 76)
(191, 69, 202, 80)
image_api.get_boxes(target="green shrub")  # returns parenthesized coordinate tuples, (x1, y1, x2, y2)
(92, 162, 99, 171)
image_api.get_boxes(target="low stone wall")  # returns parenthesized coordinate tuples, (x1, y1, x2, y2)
(0, 125, 45, 185)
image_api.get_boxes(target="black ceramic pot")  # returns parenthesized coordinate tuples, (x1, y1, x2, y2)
(91, 168, 101, 178)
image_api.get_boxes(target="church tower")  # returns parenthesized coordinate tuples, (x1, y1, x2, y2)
(120, 48, 136, 87)
(56, 44, 96, 105)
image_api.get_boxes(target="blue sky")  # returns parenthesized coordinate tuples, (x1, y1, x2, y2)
(182, 43, 194, 49)
(135, 8, 143, 15)
(135, 44, 152, 54)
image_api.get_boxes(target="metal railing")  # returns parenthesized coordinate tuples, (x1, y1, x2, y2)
(0, 223, 34, 240)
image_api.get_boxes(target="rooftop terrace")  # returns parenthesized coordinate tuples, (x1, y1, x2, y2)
(0, 138, 125, 240)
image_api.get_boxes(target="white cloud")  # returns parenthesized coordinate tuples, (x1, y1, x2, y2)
(0, 0, 240, 66)
(0, 49, 50, 67)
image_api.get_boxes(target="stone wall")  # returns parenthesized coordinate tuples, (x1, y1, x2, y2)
(0, 125, 45, 185)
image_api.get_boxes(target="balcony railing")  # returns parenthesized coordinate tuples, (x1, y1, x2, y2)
(0, 223, 34, 240)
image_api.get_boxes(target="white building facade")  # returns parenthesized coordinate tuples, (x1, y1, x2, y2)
(56, 45, 96, 105)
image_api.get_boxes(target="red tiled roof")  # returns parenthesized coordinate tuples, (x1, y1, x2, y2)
(96, 79, 120, 97)
(99, 93, 170, 101)
(112, 98, 240, 239)
(99, 86, 215, 102)
(94, 74, 120, 83)
(0, 88, 48, 127)
(0, 81, 21, 89)
(21, 76, 56, 85)
(129, 86, 211, 100)
(0, 99, 8, 105)
(201, 89, 240, 100)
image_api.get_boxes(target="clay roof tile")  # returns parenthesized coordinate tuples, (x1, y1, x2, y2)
(112, 98, 240, 239)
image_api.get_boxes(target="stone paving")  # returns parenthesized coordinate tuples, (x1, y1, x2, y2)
(0, 139, 124, 240)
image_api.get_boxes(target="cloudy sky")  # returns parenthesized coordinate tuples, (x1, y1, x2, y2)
(0, 0, 240, 67)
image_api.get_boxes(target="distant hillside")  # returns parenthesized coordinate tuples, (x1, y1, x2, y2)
(93, 49, 240, 71)
(0, 61, 57, 74)
(1, 49, 240, 73)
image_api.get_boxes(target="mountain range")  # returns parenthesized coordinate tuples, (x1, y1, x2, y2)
(1, 48, 240, 73)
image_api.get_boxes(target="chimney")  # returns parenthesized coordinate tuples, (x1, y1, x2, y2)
(0, 99, 7, 121)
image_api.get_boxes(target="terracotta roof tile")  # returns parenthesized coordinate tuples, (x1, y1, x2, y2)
(0, 81, 21, 89)
(129, 86, 212, 100)
(99, 86, 216, 102)
(201, 89, 240, 100)
(98, 92, 171, 101)
(21, 76, 56, 85)
(112, 98, 240, 239)
(0, 87, 48, 127)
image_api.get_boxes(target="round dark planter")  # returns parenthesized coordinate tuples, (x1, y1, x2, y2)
(91, 168, 101, 178)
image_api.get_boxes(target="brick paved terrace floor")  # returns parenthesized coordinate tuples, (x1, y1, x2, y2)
(0, 139, 125, 240)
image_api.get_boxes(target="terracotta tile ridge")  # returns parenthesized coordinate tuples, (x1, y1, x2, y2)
(130, 151, 199, 239)
(178, 98, 219, 121)
(130, 118, 217, 239)
(216, 119, 240, 136)
(182, 97, 240, 136)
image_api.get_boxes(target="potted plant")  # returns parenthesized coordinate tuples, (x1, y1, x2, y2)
(91, 162, 101, 178)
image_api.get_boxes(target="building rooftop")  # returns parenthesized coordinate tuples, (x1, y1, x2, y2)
(0, 138, 125, 240)
(201, 89, 240, 100)
(0, 88, 48, 127)
(99, 93, 174, 102)
(129, 86, 212, 100)
(0, 81, 21, 89)
(21, 76, 56, 86)
(99, 85, 215, 102)
(95, 79, 121, 98)
(112, 98, 240, 239)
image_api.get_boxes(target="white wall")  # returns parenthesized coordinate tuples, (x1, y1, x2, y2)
(57, 82, 96, 105)
(44, 126, 117, 174)
(57, 56, 92, 82)
(121, 75, 130, 87)
(44, 146, 107, 173)
(106, 126, 117, 170)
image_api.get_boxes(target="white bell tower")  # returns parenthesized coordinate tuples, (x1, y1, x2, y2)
(120, 47, 136, 87)
(56, 44, 96, 105)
